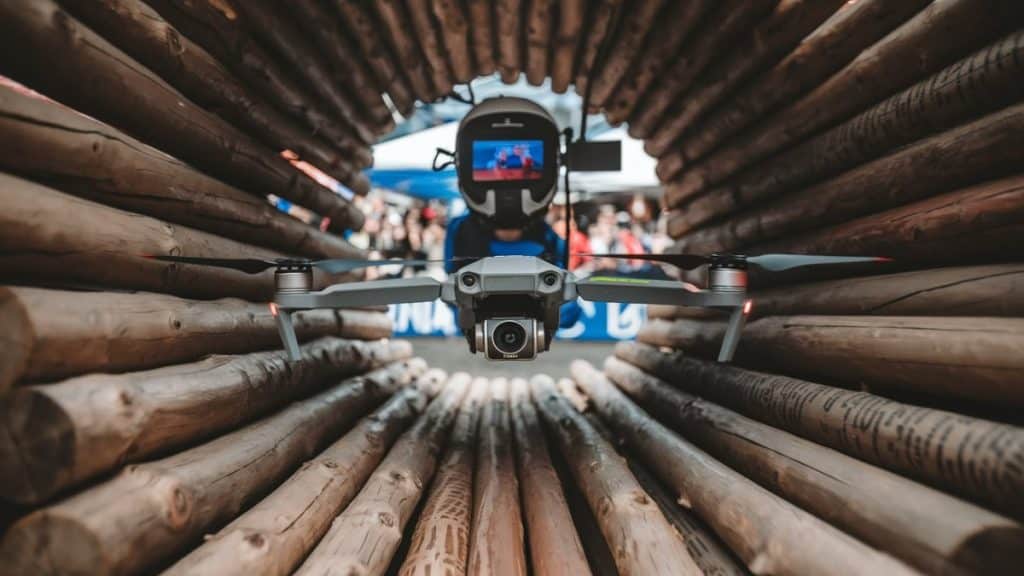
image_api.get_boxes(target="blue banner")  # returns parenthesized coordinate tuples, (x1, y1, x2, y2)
(388, 300, 647, 341)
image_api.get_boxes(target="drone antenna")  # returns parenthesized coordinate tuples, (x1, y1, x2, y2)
(446, 83, 475, 106)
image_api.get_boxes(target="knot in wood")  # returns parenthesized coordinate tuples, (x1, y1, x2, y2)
(322, 459, 339, 470)
(244, 532, 266, 549)
(378, 511, 396, 527)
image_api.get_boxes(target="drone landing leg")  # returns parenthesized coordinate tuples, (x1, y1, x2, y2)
(717, 306, 747, 363)
(274, 309, 302, 361)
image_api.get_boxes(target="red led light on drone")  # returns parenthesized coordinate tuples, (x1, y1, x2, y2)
(743, 300, 753, 315)
(269, 302, 279, 317)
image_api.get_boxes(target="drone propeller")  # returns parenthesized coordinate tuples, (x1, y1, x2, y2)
(147, 255, 470, 274)
(578, 252, 890, 271)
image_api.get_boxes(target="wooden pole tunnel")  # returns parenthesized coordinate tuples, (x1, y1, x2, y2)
(1, 0, 1023, 574)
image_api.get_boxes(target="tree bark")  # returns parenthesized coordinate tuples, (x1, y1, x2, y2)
(758, 174, 1024, 266)
(604, 357, 1024, 575)
(374, 0, 438, 102)
(294, 375, 471, 575)
(494, 0, 523, 83)
(627, 0, 776, 139)
(431, 0, 474, 84)
(0, 0, 363, 230)
(466, 0, 497, 77)
(665, 0, 1024, 201)
(531, 374, 702, 576)
(523, 0, 553, 86)
(0, 85, 365, 251)
(166, 382, 439, 576)
(144, 0, 376, 171)
(644, 0, 846, 157)
(615, 341, 1024, 518)
(398, 376, 485, 576)
(675, 105, 1024, 253)
(569, 360, 921, 576)
(0, 286, 391, 389)
(0, 173, 286, 301)
(585, 0, 665, 110)
(509, 378, 591, 576)
(0, 343, 417, 506)
(287, 0, 394, 132)
(57, 0, 368, 184)
(573, 0, 621, 98)
(468, 378, 527, 576)
(0, 365, 423, 576)
(407, 0, 455, 96)
(329, 0, 415, 115)
(601, 0, 711, 124)
(549, 0, 585, 93)
(671, 30, 1024, 235)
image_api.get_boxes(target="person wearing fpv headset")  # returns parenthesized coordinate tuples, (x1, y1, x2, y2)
(444, 96, 581, 329)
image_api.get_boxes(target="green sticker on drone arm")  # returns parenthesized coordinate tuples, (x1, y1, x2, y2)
(588, 276, 652, 284)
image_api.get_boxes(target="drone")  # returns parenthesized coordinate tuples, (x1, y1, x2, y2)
(151, 251, 887, 363)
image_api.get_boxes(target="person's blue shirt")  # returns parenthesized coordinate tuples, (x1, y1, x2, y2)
(444, 214, 582, 328)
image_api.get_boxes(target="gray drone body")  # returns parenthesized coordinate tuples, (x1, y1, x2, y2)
(271, 255, 750, 363)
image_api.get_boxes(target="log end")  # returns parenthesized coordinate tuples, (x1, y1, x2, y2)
(0, 287, 33, 391)
(0, 389, 75, 506)
(0, 509, 106, 574)
(952, 525, 1024, 574)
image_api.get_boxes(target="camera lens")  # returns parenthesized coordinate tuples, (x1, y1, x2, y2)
(492, 321, 527, 355)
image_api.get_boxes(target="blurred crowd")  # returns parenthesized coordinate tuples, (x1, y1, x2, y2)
(343, 193, 672, 281)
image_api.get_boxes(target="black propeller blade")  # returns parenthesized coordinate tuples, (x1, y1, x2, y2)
(147, 255, 477, 275)
(145, 255, 282, 274)
(580, 252, 891, 272)
(576, 253, 711, 270)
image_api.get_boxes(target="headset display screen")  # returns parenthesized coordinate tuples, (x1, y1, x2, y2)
(471, 139, 544, 182)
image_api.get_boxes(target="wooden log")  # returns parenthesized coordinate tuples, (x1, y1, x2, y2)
(431, 0, 474, 84)
(635, 318, 727, 357)
(0, 362, 424, 576)
(330, 0, 415, 116)
(666, 0, 1024, 200)
(549, 0, 585, 93)
(601, 0, 711, 124)
(0, 287, 391, 388)
(616, 341, 1024, 517)
(604, 357, 1024, 574)
(0, 173, 280, 301)
(374, 0, 438, 102)
(294, 375, 470, 575)
(56, 0, 367, 183)
(654, 0, 931, 182)
(627, 0, 777, 139)
(167, 372, 448, 576)
(466, 0, 497, 77)
(531, 374, 702, 576)
(0, 342, 417, 507)
(644, 0, 846, 157)
(585, 0, 665, 109)
(626, 460, 748, 576)
(229, 1, 376, 144)
(468, 378, 527, 576)
(573, 0, 622, 98)
(398, 376, 485, 576)
(287, 0, 395, 131)
(407, 0, 455, 96)
(745, 315, 1024, 407)
(523, 0, 553, 86)
(494, 0, 523, 83)
(672, 30, 1024, 234)
(0, 85, 365, 252)
(759, 174, 1024, 266)
(508, 378, 591, 576)
(0, 1, 363, 229)
(675, 104, 1024, 252)
(144, 0, 376, 171)
(570, 360, 921, 576)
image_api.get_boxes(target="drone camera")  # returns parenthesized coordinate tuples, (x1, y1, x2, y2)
(475, 317, 543, 360)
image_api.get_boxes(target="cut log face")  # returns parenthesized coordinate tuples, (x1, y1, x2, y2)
(399, 376, 485, 576)
(603, 356, 1024, 575)
(615, 341, 1024, 519)
(531, 373, 703, 576)
(468, 377, 527, 576)
(509, 378, 591, 576)
(294, 374, 470, 575)
(0, 364, 425, 576)
(569, 360, 921, 576)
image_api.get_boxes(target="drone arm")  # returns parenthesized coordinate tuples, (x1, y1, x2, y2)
(274, 307, 302, 361)
(574, 277, 743, 307)
(276, 277, 443, 309)
(718, 305, 747, 362)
